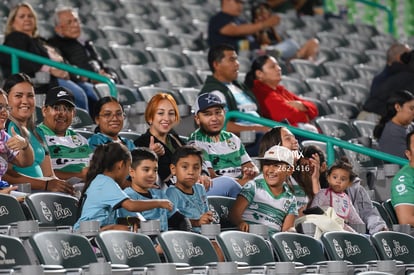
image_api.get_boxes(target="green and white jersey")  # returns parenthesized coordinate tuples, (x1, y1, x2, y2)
(391, 164, 414, 207)
(239, 178, 298, 234)
(37, 123, 93, 173)
(188, 129, 251, 178)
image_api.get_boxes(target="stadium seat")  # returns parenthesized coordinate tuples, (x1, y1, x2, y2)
(326, 98, 360, 119)
(364, 49, 387, 68)
(352, 120, 376, 138)
(148, 48, 192, 69)
(371, 231, 414, 264)
(91, 11, 128, 29)
(280, 75, 310, 95)
(207, 196, 236, 230)
(25, 192, 79, 227)
(0, 235, 35, 270)
(72, 107, 94, 130)
(100, 26, 144, 47)
(371, 201, 393, 230)
(339, 82, 370, 107)
(110, 45, 156, 66)
(139, 29, 181, 51)
(157, 230, 219, 266)
(126, 14, 162, 32)
(216, 230, 275, 266)
(161, 67, 203, 88)
(315, 117, 358, 140)
(322, 62, 359, 82)
(300, 96, 333, 116)
(335, 47, 369, 65)
(178, 87, 200, 107)
(305, 78, 343, 101)
(345, 33, 376, 51)
(328, 18, 358, 35)
(316, 31, 348, 48)
(320, 231, 378, 265)
(0, 193, 27, 225)
(183, 50, 209, 71)
(120, 65, 168, 88)
(382, 199, 399, 225)
(290, 59, 326, 79)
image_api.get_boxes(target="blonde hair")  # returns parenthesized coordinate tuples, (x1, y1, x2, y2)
(5, 2, 38, 37)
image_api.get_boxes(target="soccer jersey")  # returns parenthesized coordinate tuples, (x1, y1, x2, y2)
(188, 129, 251, 178)
(239, 178, 298, 234)
(391, 164, 414, 207)
(74, 174, 129, 230)
(166, 183, 209, 233)
(117, 187, 177, 231)
(37, 123, 93, 173)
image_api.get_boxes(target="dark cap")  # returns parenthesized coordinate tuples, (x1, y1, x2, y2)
(194, 92, 226, 113)
(44, 86, 75, 107)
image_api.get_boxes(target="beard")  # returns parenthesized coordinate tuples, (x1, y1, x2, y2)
(199, 123, 221, 137)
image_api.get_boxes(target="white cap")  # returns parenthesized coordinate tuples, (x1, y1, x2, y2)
(258, 145, 294, 167)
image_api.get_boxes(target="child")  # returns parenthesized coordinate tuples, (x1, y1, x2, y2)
(309, 159, 365, 229)
(74, 143, 173, 231)
(230, 145, 298, 234)
(117, 147, 189, 231)
(165, 145, 213, 233)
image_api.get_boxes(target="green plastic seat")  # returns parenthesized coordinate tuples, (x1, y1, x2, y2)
(382, 199, 399, 225)
(157, 230, 218, 266)
(216, 230, 275, 266)
(0, 193, 27, 225)
(320, 231, 378, 264)
(371, 231, 414, 264)
(207, 196, 237, 230)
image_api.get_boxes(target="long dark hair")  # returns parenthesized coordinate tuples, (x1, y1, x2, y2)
(373, 90, 414, 139)
(258, 126, 284, 157)
(244, 54, 270, 89)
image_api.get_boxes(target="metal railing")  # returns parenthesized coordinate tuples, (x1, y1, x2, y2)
(225, 111, 408, 167)
(0, 45, 117, 97)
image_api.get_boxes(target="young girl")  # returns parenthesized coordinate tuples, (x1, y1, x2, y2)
(166, 145, 213, 233)
(74, 143, 173, 231)
(310, 159, 364, 229)
(230, 145, 298, 235)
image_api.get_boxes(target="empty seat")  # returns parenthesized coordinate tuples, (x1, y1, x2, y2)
(290, 59, 326, 79)
(352, 120, 376, 138)
(0, 193, 27, 225)
(326, 99, 360, 119)
(339, 82, 370, 106)
(316, 31, 348, 48)
(335, 47, 369, 65)
(72, 107, 94, 129)
(305, 78, 343, 101)
(322, 62, 359, 82)
(280, 75, 310, 95)
(111, 45, 155, 66)
(139, 29, 181, 51)
(148, 48, 192, 69)
(101, 26, 144, 47)
(120, 65, 168, 88)
(161, 68, 203, 88)
(315, 117, 358, 140)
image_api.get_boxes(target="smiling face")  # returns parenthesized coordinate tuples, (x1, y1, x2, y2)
(129, 159, 158, 193)
(262, 160, 292, 192)
(94, 101, 124, 139)
(11, 6, 36, 36)
(327, 168, 352, 193)
(148, 99, 177, 137)
(7, 81, 35, 126)
(42, 103, 75, 136)
(280, 127, 299, 151)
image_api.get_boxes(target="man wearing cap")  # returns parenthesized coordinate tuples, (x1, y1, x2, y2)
(188, 92, 259, 198)
(200, 44, 269, 156)
(230, 145, 298, 234)
(37, 86, 93, 182)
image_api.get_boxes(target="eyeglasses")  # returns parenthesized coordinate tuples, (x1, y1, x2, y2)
(0, 104, 11, 113)
(50, 105, 74, 113)
(99, 111, 125, 120)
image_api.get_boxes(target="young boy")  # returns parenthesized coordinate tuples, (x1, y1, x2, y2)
(230, 145, 298, 235)
(166, 145, 213, 233)
(117, 147, 188, 231)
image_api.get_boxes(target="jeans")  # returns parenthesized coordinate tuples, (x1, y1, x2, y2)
(57, 79, 89, 111)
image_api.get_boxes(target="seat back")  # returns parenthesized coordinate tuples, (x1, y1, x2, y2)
(96, 231, 161, 267)
(29, 231, 98, 268)
(0, 234, 32, 269)
(25, 192, 79, 227)
(216, 230, 274, 266)
(382, 199, 398, 225)
(157, 230, 218, 266)
(305, 78, 343, 101)
(371, 201, 393, 230)
(0, 193, 27, 225)
(207, 196, 236, 230)
(326, 99, 360, 119)
(72, 108, 94, 129)
(320, 231, 378, 264)
(315, 117, 358, 141)
(371, 231, 414, 264)
(270, 232, 326, 265)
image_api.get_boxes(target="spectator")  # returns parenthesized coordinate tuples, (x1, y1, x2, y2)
(258, 126, 320, 215)
(165, 146, 213, 233)
(391, 130, 414, 227)
(200, 44, 269, 156)
(89, 96, 135, 151)
(373, 90, 414, 159)
(134, 93, 185, 187)
(0, 2, 90, 111)
(2, 73, 74, 194)
(309, 159, 365, 230)
(74, 142, 173, 231)
(208, 0, 280, 53)
(117, 147, 189, 232)
(304, 145, 388, 234)
(188, 93, 259, 197)
(245, 54, 318, 129)
(230, 145, 297, 234)
(252, 3, 319, 61)
(359, 43, 414, 122)
(0, 88, 34, 183)
(37, 86, 93, 181)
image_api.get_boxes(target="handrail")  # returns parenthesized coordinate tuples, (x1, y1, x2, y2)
(354, 0, 395, 36)
(0, 45, 117, 97)
(225, 111, 408, 167)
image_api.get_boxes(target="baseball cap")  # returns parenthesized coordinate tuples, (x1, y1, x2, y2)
(44, 86, 75, 107)
(258, 145, 294, 167)
(194, 92, 226, 114)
